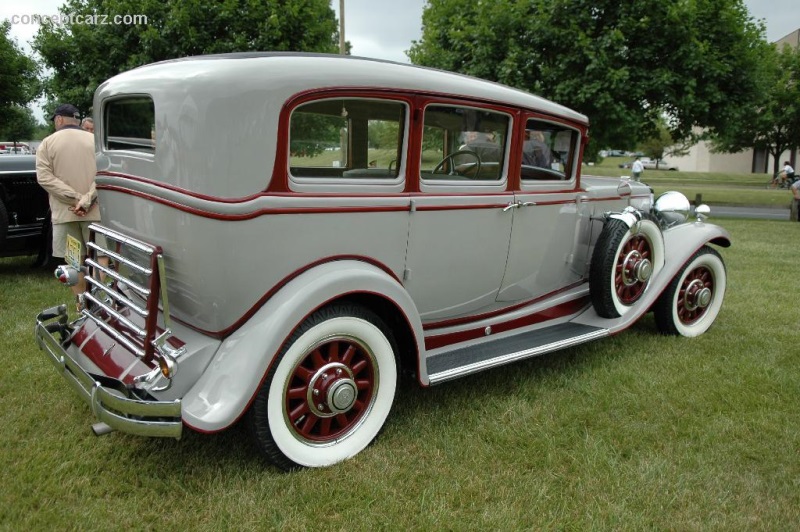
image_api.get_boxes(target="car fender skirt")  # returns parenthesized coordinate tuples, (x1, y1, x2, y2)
(180, 260, 423, 433)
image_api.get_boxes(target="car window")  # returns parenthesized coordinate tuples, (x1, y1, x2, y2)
(105, 97, 155, 154)
(420, 105, 510, 182)
(520, 119, 579, 182)
(289, 98, 406, 180)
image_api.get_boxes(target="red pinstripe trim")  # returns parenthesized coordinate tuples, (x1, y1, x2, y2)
(97, 171, 266, 203)
(415, 203, 511, 212)
(423, 281, 586, 330)
(424, 296, 590, 351)
(98, 184, 411, 219)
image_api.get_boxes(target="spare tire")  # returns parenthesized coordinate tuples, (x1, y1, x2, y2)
(589, 215, 664, 318)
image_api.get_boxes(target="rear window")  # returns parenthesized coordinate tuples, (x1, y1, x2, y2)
(289, 98, 407, 180)
(104, 97, 155, 154)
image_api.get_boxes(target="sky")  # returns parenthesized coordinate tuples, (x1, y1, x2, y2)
(2, 0, 799, 118)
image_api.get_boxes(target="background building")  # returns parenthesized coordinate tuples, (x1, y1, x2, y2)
(669, 29, 799, 174)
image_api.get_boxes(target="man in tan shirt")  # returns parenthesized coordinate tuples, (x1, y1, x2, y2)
(36, 103, 100, 298)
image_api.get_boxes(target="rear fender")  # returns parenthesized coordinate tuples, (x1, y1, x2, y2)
(181, 260, 423, 433)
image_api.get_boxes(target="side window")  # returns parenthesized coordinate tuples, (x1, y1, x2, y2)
(420, 105, 510, 181)
(289, 98, 406, 180)
(104, 97, 155, 154)
(520, 119, 579, 181)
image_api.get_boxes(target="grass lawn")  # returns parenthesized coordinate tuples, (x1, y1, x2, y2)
(587, 157, 794, 209)
(2, 218, 799, 529)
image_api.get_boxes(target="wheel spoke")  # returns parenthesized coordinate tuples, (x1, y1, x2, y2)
(327, 341, 340, 363)
(287, 386, 307, 400)
(300, 413, 318, 435)
(341, 344, 356, 365)
(318, 417, 332, 437)
(311, 348, 326, 368)
(335, 413, 350, 428)
(351, 359, 368, 375)
(293, 365, 314, 383)
(288, 402, 309, 423)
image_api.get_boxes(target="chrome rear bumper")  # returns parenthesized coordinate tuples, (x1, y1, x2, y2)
(34, 305, 182, 439)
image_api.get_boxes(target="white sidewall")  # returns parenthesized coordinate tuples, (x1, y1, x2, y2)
(266, 316, 397, 468)
(671, 252, 726, 337)
(609, 219, 665, 316)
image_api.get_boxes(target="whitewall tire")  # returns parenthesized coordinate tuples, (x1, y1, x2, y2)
(590, 217, 665, 318)
(248, 303, 398, 470)
(654, 246, 726, 337)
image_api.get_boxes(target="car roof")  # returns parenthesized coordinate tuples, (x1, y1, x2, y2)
(103, 52, 588, 125)
(0, 154, 36, 173)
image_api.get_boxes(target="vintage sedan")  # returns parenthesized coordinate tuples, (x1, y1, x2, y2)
(34, 53, 730, 470)
(0, 154, 51, 261)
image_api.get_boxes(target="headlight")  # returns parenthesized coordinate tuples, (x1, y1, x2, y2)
(653, 191, 691, 228)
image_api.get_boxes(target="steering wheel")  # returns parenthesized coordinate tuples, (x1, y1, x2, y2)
(433, 150, 482, 177)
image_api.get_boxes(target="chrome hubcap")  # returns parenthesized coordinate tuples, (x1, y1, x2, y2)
(307, 363, 357, 417)
(684, 280, 712, 311)
(622, 251, 652, 285)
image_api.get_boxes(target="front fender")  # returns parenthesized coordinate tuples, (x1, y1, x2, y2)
(181, 259, 423, 433)
(575, 220, 731, 332)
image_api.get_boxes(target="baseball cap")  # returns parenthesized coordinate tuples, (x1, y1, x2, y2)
(50, 103, 81, 121)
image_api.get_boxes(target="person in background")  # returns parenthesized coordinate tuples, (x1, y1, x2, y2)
(779, 161, 795, 187)
(522, 130, 553, 168)
(36, 104, 102, 306)
(631, 157, 644, 181)
(81, 117, 94, 133)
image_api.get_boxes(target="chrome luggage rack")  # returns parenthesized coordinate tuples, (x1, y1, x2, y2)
(84, 223, 183, 378)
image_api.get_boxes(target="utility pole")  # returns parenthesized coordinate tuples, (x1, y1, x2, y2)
(339, 0, 345, 55)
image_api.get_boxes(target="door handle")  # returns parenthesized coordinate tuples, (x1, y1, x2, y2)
(502, 202, 519, 212)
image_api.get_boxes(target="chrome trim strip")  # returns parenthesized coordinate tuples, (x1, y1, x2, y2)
(83, 292, 147, 339)
(80, 310, 146, 358)
(34, 310, 182, 439)
(89, 223, 155, 255)
(427, 329, 609, 385)
(157, 254, 172, 330)
(85, 276, 148, 318)
(85, 258, 151, 297)
(87, 242, 152, 275)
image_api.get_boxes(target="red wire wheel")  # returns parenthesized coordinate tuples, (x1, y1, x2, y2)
(615, 233, 653, 305)
(285, 337, 375, 442)
(590, 217, 664, 318)
(247, 303, 398, 470)
(655, 246, 726, 337)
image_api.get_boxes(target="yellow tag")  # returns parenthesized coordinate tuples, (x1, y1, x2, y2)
(65, 234, 82, 269)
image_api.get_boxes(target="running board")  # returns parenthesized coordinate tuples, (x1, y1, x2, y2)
(427, 322, 608, 385)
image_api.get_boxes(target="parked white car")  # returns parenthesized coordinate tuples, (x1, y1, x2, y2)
(620, 157, 679, 171)
(35, 53, 729, 470)
(642, 158, 679, 171)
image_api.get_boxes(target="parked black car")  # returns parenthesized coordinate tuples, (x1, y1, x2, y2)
(0, 155, 51, 263)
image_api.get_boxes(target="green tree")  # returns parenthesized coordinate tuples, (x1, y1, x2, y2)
(33, 0, 340, 112)
(0, 105, 37, 144)
(0, 21, 39, 115)
(711, 44, 800, 175)
(408, 0, 767, 154)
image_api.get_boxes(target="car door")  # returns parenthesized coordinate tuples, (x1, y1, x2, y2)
(403, 103, 514, 321)
(498, 119, 588, 301)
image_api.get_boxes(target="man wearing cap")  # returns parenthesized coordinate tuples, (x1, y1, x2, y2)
(36, 103, 100, 300)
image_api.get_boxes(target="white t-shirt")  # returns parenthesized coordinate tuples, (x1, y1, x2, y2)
(784, 164, 795, 175)
(632, 160, 644, 173)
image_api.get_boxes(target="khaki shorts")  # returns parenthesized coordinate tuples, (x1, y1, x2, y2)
(52, 221, 106, 258)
